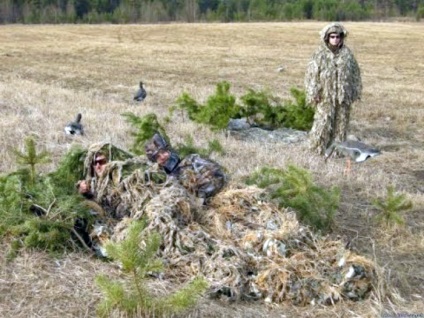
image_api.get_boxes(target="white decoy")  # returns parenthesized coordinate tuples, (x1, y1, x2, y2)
(64, 113, 84, 136)
(276, 65, 285, 72)
(325, 140, 381, 174)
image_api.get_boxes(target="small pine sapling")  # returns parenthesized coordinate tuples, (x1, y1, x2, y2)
(245, 165, 339, 233)
(281, 88, 315, 131)
(199, 81, 241, 130)
(239, 88, 285, 129)
(373, 186, 413, 227)
(175, 134, 225, 158)
(272, 165, 339, 233)
(121, 112, 169, 155)
(173, 92, 200, 121)
(244, 166, 286, 189)
(13, 136, 51, 186)
(1, 145, 93, 256)
(173, 81, 242, 131)
(96, 219, 208, 317)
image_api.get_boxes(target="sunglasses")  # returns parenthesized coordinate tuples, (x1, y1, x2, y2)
(329, 35, 341, 39)
(93, 158, 107, 166)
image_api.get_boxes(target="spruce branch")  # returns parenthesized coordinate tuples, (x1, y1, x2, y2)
(96, 219, 207, 317)
(121, 112, 169, 155)
(373, 186, 413, 227)
(13, 136, 51, 185)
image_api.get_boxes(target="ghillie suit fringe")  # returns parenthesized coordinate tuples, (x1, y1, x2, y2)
(93, 182, 379, 306)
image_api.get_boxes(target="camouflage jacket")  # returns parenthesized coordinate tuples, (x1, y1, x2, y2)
(171, 154, 227, 199)
(305, 23, 362, 106)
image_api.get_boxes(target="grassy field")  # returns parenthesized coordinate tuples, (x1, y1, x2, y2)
(0, 22, 423, 317)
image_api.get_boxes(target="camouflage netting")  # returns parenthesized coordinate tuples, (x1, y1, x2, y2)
(90, 174, 379, 306)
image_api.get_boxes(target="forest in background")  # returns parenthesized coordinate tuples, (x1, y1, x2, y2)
(1, 0, 424, 24)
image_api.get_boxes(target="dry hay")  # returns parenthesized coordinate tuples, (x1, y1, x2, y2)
(92, 183, 382, 307)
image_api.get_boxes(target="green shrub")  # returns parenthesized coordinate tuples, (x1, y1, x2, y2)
(172, 81, 314, 132)
(373, 186, 412, 227)
(0, 141, 92, 255)
(122, 112, 169, 155)
(13, 135, 51, 185)
(245, 166, 286, 188)
(240, 89, 279, 127)
(280, 87, 315, 131)
(245, 165, 339, 233)
(173, 81, 242, 131)
(175, 134, 225, 158)
(96, 219, 208, 317)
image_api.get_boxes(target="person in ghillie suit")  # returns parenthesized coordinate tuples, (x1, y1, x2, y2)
(305, 22, 362, 155)
(144, 133, 227, 202)
(77, 142, 167, 220)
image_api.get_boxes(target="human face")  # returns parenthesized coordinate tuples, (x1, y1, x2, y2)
(328, 33, 341, 46)
(93, 155, 107, 177)
(156, 149, 170, 166)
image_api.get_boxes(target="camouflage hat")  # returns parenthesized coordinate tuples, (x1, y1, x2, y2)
(144, 133, 169, 162)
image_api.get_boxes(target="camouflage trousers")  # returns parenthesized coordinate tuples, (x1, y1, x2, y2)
(308, 100, 351, 155)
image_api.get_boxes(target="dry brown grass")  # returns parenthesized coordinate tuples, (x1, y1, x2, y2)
(0, 22, 423, 317)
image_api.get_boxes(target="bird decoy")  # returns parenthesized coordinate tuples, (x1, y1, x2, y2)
(64, 113, 84, 136)
(325, 140, 381, 175)
(134, 81, 147, 102)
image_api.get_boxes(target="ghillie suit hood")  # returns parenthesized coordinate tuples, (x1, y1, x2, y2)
(83, 142, 134, 181)
(320, 22, 348, 52)
(82, 142, 167, 220)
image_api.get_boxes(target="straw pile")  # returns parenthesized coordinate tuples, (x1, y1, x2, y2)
(91, 180, 379, 306)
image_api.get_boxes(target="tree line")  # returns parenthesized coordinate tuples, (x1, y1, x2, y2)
(1, 0, 424, 24)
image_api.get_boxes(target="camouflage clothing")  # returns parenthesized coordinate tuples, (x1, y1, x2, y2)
(145, 133, 227, 200)
(305, 23, 362, 155)
(173, 154, 227, 199)
(144, 133, 181, 174)
(82, 143, 167, 220)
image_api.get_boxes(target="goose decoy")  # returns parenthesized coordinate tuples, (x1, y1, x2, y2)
(325, 140, 381, 174)
(276, 65, 285, 72)
(64, 113, 84, 136)
(134, 81, 147, 102)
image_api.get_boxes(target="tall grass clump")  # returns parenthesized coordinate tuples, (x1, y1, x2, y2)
(96, 219, 208, 317)
(245, 165, 339, 233)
